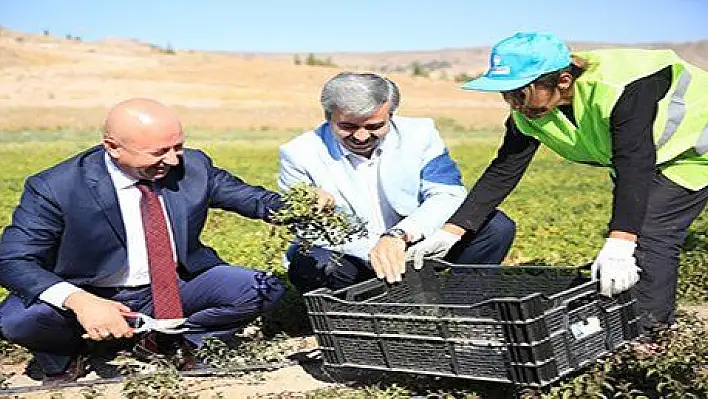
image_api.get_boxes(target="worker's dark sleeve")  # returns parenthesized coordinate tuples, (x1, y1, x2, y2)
(447, 117, 540, 232)
(608, 67, 672, 234)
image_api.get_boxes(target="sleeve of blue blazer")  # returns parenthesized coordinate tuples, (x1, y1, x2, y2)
(0, 175, 67, 302)
(201, 150, 284, 220)
(390, 119, 467, 239)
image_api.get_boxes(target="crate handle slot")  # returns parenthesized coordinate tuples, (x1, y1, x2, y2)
(563, 288, 597, 312)
(344, 279, 389, 302)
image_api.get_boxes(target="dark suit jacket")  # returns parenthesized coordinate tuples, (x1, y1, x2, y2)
(0, 145, 283, 304)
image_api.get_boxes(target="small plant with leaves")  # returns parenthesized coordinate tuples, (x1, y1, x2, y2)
(197, 333, 292, 371)
(119, 357, 197, 399)
(271, 183, 368, 253)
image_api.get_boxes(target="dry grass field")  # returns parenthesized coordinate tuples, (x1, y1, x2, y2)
(0, 28, 510, 132)
(2, 27, 706, 133)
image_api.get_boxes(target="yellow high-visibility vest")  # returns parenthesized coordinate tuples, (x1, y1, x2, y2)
(512, 49, 708, 190)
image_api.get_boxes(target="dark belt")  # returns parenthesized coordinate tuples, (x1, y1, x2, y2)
(84, 284, 151, 297)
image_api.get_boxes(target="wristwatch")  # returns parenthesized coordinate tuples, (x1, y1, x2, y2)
(381, 228, 408, 243)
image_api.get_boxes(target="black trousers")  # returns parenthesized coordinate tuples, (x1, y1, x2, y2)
(633, 171, 708, 331)
(288, 210, 516, 293)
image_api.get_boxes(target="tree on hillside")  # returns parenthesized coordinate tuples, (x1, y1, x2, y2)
(303, 53, 336, 67)
(411, 62, 429, 78)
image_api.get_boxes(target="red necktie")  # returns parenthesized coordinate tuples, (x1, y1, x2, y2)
(136, 181, 184, 319)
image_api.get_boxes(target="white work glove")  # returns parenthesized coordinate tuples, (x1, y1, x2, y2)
(406, 229, 462, 270)
(591, 238, 641, 297)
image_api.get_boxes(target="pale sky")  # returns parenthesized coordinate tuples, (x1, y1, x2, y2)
(1, 0, 706, 52)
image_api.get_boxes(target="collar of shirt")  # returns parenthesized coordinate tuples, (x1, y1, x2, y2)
(338, 138, 385, 168)
(104, 152, 139, 190)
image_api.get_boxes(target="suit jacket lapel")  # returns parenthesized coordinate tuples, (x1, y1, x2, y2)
(159, 173, 188, 263)
(378, 119, 402, 191)
(83, 147, 126, 245)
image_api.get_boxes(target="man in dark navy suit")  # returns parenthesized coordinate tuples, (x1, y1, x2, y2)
(0, 98, 313, 384)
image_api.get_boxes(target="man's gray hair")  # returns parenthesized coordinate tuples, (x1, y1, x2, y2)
(321, 72, 400, 120)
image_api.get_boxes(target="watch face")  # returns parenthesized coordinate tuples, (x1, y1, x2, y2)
(384, 228, 407, 240)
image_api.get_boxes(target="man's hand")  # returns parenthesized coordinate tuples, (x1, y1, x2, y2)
(591, 237, 641, 296)
(313, 188, 335, 211)
(64, 291, 134, 340)
(406, 224, 464, 270)
(370, 236, 407, 283)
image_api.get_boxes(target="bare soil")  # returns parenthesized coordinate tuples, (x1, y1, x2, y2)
(1, 336, 339, 398)
(2, 305, 707, 398)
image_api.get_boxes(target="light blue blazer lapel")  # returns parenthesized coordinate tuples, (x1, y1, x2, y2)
(159, 179, 188, 264)
(378, 120, 406, 212)
(84, 149, 126, 245)
(318, 123, 371, 220)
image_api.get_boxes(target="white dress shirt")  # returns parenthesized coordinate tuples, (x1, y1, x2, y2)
(38, 154, 177, 309)
(340, 140, 422, 242)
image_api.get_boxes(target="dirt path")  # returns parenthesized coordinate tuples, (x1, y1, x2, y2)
(1, 336, 339, 398)
(8, 366, 336, 398)
(2, 304, 706, 398)
(682, 304, 708, 320)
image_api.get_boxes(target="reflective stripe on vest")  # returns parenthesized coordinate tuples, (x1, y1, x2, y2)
(657, 69, 690, 149)
(696, 117, 708, 155)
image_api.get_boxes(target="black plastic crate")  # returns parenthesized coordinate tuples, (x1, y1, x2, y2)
(304, 259, 640, 388)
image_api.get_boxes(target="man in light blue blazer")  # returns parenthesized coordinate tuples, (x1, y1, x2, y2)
(279, 72, 516, 292)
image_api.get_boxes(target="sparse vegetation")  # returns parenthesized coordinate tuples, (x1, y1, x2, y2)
(197, 333, 291, 371)
(119, 358, 197, 399)
(296, 53, 336, 67)
(147, 42, 176, 55)
(454, 72, 480, 83)
(410, 61, 429, 77)
(0, 133, 706, 397)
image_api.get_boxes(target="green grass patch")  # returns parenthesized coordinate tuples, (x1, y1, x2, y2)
(0, 129, 706, 397)
(0, 129, 706, 302)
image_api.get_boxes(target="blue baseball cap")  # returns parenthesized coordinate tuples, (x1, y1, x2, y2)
(462, 32, 571, 92)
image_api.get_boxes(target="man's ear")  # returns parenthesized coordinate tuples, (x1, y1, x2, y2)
(557, 72, 573, 91)
(103, 137, 120, 158)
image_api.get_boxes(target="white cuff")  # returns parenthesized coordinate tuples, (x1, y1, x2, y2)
(38, 282, 84, 310)
(602, 237, 637, 257)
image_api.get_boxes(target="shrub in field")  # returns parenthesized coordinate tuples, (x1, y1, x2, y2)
(270, 182, 368, 253)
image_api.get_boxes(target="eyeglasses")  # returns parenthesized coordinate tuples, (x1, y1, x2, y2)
(502, 85, 531, 108)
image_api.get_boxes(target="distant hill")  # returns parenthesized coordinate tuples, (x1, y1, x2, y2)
(236, 40, 708, 78)
(1, 27, 706, 131)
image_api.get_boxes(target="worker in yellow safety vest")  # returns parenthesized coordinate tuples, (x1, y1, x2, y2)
(406, 31, 708, 335)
